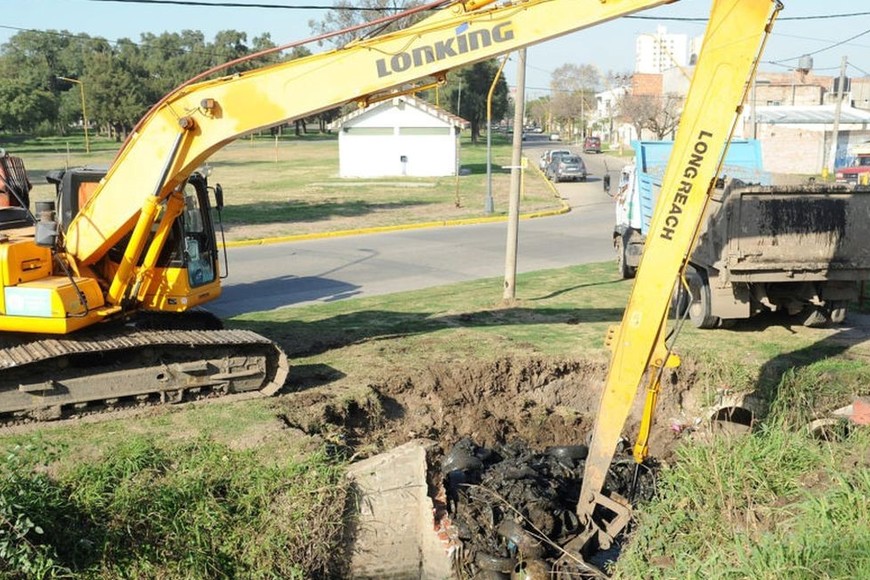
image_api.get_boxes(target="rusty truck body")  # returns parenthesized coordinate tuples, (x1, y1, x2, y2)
(682, 180, 870, 328)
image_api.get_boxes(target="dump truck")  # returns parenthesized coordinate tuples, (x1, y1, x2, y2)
(611, 139, 870, 328)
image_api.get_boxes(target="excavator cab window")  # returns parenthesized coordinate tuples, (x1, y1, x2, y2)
(180, 178, 216, 288)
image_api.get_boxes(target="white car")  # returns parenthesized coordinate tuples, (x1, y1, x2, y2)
(539, 149, 571, 170)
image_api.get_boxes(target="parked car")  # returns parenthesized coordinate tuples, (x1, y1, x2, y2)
(583, 136, 602, 153)
(546, 154, 587, 182)
(539, 149, 571, 170)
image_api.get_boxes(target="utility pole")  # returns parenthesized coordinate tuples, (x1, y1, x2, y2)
(503, 49, 526, 301)
(827, 56, 848, 176)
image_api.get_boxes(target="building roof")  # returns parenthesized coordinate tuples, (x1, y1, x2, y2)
(755, 104, 870, 125)
(329, 95, 469, 130)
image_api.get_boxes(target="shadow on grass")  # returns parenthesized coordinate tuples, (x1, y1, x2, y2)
(697, 310, 870, 423)
(751, 324, 868, 422)
(229, 302, 622, 392)
(221, 199, 434, 226)
(231, 302, 618, 391)
(460, 162, 512, 176)
(230, 302, 624, 360)
(528, 278, 624, 301)
(3, 134, 119, 155)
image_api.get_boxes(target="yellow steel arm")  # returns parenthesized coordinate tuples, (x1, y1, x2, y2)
(574, 0, 781, 550)
(64, 0, 679, 268)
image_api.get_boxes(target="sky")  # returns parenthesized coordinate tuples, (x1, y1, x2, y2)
(1, 0, 868, 99)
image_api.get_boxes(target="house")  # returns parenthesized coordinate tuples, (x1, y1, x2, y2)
(743, 105, 870, 174)
(329, 96, 468, 178)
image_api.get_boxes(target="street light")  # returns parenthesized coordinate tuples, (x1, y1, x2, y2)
(485, 55, 509, 215)
(57, 76, 90, 153)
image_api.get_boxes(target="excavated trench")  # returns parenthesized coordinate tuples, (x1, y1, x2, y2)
(278, 355, 728, 578)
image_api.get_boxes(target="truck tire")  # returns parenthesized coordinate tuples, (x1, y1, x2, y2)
(829, 302, 848, 325)
(687, 271, 720, 329)
(615, 236, 636, 279)
(798, 306, 827, 328)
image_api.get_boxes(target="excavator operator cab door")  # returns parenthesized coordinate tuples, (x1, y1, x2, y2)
(178, 173, 218, 289)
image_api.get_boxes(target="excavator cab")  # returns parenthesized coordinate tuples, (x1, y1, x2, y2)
(47, 167, 223, 312)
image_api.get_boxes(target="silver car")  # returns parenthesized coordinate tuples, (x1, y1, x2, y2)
(546, 155, 587, 182)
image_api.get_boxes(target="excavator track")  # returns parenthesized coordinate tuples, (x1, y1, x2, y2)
(0, 327, 289, 424)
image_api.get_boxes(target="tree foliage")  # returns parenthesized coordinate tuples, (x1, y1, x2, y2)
(549, 63, 600, 138)
(525, 96, 553, 132)
(0, 28, 291, 139)
(308, 0, 425, 48)
(444, 61, 509, 144)
(618, 92, 684, 140)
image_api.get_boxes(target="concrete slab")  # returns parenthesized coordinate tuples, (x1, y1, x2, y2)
(347, 439, 454, 579)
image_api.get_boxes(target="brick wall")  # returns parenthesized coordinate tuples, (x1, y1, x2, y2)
(631, 73, 662, 96)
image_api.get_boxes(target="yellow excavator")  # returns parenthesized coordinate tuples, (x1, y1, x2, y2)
(0, 0, 780, 561)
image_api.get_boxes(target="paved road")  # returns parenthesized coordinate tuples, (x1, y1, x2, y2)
(210, 144, 622, 318)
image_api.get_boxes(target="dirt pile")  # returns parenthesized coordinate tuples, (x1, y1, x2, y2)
(279, 355, 693, 460)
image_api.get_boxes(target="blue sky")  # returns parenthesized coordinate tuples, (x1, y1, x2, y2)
(1, 0, 868, 97)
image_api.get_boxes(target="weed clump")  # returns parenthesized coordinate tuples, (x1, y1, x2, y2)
(0, 435, 348, 578)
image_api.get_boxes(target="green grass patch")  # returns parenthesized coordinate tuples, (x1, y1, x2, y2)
(616, 425, 870, 580)
(0, 429, 348, 578)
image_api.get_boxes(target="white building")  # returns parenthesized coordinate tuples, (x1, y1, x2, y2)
(741, 105, 870, 174)
(594, 85, 631, 144)
(635, 26, 699, 74)
(330, 95, 467, 178)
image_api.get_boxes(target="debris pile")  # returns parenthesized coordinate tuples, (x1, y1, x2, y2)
(441, 437, 656, 578)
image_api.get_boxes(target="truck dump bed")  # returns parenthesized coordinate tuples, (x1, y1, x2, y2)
(696, 183, 870, 282)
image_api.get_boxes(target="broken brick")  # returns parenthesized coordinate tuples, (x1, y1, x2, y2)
(852, 396, 870, 426)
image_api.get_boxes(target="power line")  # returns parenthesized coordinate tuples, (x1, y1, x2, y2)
(78, 2, 870, 25)
(849, 62, 870, 77)
(769, 26, 870, 65)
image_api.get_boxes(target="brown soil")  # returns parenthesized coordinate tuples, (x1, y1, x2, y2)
(276, 355, 702, 462)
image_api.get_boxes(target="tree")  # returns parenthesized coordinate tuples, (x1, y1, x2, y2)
(308, 0, 425, 48)
(83, 45, 149, 140)
(445, 61, 509, 144)
(644, 93, 683, 140)
(618, 92, 683, 140)
(0, 29, 79, 132)
(549, 63, 599, 139)
(525, 96, 552, 133)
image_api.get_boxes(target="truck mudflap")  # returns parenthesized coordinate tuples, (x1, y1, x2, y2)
(0, 328, 289, 423)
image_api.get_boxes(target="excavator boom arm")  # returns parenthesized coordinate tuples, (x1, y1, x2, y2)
(63, 0, 677, 265)
(575, 0, 781, 543)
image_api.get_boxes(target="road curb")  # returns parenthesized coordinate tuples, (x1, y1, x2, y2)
(220, 196, 570, 249)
